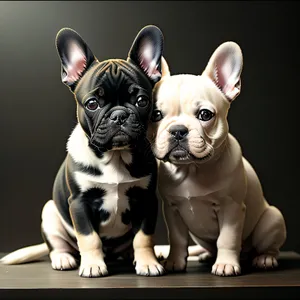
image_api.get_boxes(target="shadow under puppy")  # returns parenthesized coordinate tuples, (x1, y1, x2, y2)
(151, 42, 287, 276)
(1, 25, 166, 278)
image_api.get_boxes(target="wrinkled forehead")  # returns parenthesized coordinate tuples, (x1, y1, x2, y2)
(155, 75, 229, 114)
(75, 59, 152, 101)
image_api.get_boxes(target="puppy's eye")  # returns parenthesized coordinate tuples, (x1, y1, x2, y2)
(136, 95, 149, 108)
(198, 109, 214, 121)
(85, 98, 99, 111)
(151, 109, 163, 122)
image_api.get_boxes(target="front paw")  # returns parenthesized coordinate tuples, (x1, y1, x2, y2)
(135, 260, 165, 276)
(164, 256, 187, 273)
(252, 254, 278, 269)
(50, 252, 78, 271)
(212, 262, 241, 276)
(163, 248, 188, 273)
(79, 251, 108, 278)
(212, 249, 241, 276)
(134, 249, 166, 276)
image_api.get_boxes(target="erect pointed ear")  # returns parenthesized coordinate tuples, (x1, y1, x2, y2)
(127, 25, 164, 85)
(202, 42, 243, 102)
(161, 56, 171, 78)
(55, 28, 96, 91)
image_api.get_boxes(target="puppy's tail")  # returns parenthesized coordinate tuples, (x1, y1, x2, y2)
(154, 245, 205, 261)
(0, 243, 49, 265)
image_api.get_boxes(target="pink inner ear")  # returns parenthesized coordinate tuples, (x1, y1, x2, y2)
(213, 54, 241, 100)
(138, 38, 161, 81)
(63, 42, 87, 84)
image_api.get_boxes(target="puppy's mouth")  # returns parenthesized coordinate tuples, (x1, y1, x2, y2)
(168, 147, 189, 161)
(90, 129, 133, 152)
(163, 146, 212, 164)
(163, 146, 192, 164)
(111, 131, 131, 149)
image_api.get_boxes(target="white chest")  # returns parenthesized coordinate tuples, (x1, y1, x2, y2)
(158, 163, 224, 242)
(74, 168, 150, 238)
(67, 125, 152, 237)
(158, 162, 223, 199)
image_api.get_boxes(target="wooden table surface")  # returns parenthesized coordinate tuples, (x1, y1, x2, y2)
(0, 252, 300, 299)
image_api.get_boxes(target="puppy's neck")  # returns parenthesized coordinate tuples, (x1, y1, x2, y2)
(67, 124, 132, 168)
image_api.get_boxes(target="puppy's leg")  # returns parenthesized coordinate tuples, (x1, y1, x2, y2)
(133, 230, 165, 276)
(69, 198, 108, 278)
(41, 200, 78, 270)
(251, 205, 286, 269)
(132, 192, 165, 277)
(212, 201, 246, 276)
(163, 200, 189, 272)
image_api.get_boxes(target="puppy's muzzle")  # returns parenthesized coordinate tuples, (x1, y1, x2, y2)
(169, 125, 189, 141)
(161, 125, 190, 162)
(109, 108, 129, 125)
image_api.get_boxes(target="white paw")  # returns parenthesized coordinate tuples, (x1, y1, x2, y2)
(50, 252, 78, 270)
(79, 252, 108, 278)
(212, 263, 241, 276)
(79, 262, 108, 278)
(198, 252, 213, 262)
(135, 259, 165, 276)
(252, 255, 278, 269)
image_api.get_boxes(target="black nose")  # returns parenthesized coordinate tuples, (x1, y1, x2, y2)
(169, 125, 189, 140)
(109, 110, 129, 125)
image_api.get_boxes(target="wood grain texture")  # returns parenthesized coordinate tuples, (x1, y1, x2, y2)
(0, 252, 299, 299)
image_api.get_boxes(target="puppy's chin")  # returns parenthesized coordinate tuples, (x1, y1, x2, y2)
(167, 147, 192, 165)
(90, 131, 134, 152)
(162, 147, 213, 165)
(110, 132, 132, 150)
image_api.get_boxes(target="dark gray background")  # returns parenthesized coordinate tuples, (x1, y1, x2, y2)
(0, 1, 298, 253)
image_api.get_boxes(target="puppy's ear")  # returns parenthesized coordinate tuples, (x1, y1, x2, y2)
(202, 42, 243, 101)
(55, 28, 96, 91)
(161, 56, 171, 77)
(127, 25, 164, 85)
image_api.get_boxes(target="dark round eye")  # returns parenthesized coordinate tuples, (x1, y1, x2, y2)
(151, 109, 163, 122)
(85, 98, 99, 111)
(198, 109, 214, 121)
(136, 95, 149, 108)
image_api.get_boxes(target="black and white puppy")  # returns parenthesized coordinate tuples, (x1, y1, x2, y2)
(1, 25, 166, 278)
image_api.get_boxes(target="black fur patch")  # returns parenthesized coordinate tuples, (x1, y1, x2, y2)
(126, 186, 157, 235)
(99, 209, 110, 223)
(52, 158, 74, 227)
(125, 140, 157, 179)
(81, 188, 110, 228)
(81, 187, 106, 204)
(88, 142, 104, 159)
(121, 209, 131, 225)
(67, 188, 108, 235)
(75, 161, 102, 176)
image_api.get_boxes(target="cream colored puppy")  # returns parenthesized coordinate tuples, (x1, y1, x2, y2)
(151, 42, 287, 276)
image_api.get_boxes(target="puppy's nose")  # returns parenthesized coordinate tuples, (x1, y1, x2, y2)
(109, 110, 129, 125)
(169, 125, 189, 140)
